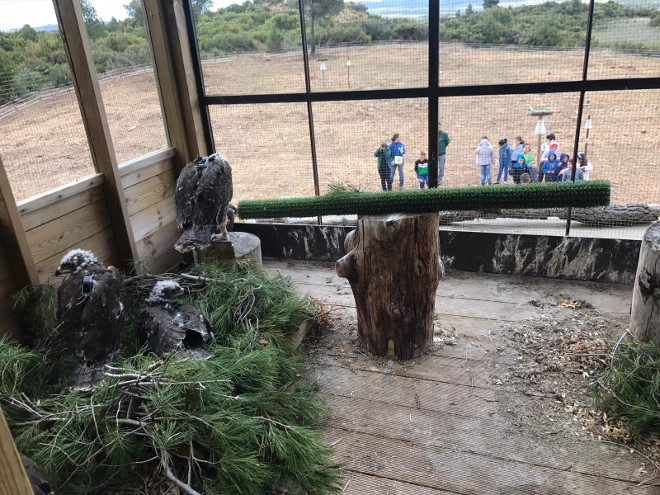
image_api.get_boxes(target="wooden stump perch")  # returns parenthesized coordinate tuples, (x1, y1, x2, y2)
(336, 213, 442, 360)
(630, 220, 660, 344)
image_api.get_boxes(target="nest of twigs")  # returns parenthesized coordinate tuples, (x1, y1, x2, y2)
(2, 261, 342, 494)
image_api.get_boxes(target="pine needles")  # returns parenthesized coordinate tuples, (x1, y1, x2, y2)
(595, 340, 660, 435)
(1, 262, 342, 494)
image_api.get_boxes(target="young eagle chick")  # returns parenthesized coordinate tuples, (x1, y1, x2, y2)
(55, 249, 124, 390)
(134, 280, 211, 357)
(174, 153, 233, 253)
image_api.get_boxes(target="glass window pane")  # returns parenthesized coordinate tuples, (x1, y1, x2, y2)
(86, 0, 168, 164)
(0, 0, 95, 201)
(209, 103, 314, 201)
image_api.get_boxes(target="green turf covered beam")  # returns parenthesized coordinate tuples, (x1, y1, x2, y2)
(237, 180, 611, 219)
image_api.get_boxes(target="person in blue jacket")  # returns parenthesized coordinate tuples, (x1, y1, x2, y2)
(541, 150, 561, 182)
(558, 152, 570, 175)
(511, 153, 528, 184)
(388, 133, 406, 190)
(496, 138, 511, 184)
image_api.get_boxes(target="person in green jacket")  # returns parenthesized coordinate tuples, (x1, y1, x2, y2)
(374, 140, 393, 191)
(437, 122, 450, 185)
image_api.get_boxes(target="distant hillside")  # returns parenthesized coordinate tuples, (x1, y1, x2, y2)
(6, 23, 58, 33)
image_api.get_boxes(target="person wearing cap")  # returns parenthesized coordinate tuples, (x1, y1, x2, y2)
(414, 152, 429, 189)
(374, 140, 393, 191)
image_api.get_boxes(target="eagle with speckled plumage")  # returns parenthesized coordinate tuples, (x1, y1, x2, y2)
(174, 153, 234, 253)
(55, 249, 124, 390)
(134, 280, 211, 357)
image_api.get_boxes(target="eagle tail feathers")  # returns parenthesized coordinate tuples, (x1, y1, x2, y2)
(70, 363, 105, 391)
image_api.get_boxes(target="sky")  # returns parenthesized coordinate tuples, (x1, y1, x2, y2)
(0, 0, 237, 31)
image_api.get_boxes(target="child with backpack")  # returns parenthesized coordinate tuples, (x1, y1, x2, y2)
(414, 152, 429, 189)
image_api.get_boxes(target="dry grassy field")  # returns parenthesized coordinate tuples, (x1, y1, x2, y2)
(1, 43, 658, 205)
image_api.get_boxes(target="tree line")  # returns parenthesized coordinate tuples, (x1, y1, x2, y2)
(0, 0, 657, 104)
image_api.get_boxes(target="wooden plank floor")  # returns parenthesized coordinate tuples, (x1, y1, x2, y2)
(264, 260, 654, 495)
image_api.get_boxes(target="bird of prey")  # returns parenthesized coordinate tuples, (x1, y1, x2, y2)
(175, 153, 233, 253)
(55, 249, 124, 390)
(134, 280, 211, 357)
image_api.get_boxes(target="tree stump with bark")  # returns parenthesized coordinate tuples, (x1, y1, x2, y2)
(630, 220, 660, 343)
(335, 213, 443, 360)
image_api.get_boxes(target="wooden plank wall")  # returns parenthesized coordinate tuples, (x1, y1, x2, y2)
(0, 241, 20, 335)
(10, 147, 180, 286)
(17, 174, 116, 284)
(120, 148, 180, 274)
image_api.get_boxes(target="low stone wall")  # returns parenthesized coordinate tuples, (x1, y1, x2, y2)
(234, 223, 640, 284)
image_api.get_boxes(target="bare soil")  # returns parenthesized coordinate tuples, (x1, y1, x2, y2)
(1, 43, 658, 205)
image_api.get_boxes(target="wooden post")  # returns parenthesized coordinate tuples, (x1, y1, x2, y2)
(0, 155, 39, 287)
(583, 115, 591, 157)
(0, 407, 32, 495)
(336, 213, 442, 360)
(142, 0, 204, 171)
(52, 0, 138, 272)
(172, 0, 209, 157)
(536, 132, 543, 173)
(630, 220, 660, 344)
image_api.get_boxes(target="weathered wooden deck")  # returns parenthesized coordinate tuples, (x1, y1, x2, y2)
(264, 259, 657, 495)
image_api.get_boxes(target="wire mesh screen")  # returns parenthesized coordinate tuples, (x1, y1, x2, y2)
(197, 3, 306, 95)
(313, 98, 428, 194)
(306, 0, 429, 91)
(568, 88, 660, 239)
(208, 103, 314, 206)
(85, 0, 168, 164)
(0, 0, 94, 201)
(589, 0, 660, 80)
(438, 0, 586, 85)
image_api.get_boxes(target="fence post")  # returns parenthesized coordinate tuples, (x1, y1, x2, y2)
(0, 407, 32, 495)
(52, 0, 138, 271)
(142, 0, 205, 171)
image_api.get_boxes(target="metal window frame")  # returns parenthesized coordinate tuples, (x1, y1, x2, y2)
(183, 0, 660, 231)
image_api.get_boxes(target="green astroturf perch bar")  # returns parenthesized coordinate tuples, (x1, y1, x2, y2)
(237, 180, 611, 219)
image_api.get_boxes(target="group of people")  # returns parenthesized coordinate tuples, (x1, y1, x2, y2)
(375, 128, 593, 190)
(374, 124, 450, 191)
(481, 133, 592, 186)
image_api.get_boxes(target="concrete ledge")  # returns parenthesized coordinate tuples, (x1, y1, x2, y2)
(234, 223, 640, 284)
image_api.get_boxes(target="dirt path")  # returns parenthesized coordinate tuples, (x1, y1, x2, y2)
(265, 259, 659, 494)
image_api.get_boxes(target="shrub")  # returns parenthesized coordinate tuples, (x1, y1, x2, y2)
(595, 340, 660, 435)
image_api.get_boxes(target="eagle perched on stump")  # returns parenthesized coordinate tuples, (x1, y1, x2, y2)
(134, 280, 211, 357)
(55, 249, 124, 390)
(175, 153, 234, 253)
